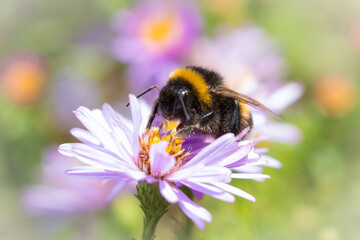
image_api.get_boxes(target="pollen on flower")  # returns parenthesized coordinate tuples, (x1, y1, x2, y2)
(138, 120, 189, 176)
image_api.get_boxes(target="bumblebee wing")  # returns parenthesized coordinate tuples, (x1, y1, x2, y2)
(216, 88, 283, 119)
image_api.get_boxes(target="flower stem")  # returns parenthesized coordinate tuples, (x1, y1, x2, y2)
(136, 181, 170, 240)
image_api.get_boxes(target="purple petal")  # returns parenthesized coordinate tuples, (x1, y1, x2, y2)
(252, 112, 267, 126)
(255, 148, 269, 154)
(231, 173, 270, 180)
(106, 181, 127, 202)
(100, 104, 137, 162)
(232, 165, 263, 174)
(186, 167, 231, 183)
(192, 189, 204, 200)
(129, 94, 142, 160)
(149, 142, 176, 176)
(224, 149, 261, 169)
(168, 165, 231, 183)
(185, 133, 238, 168)
(59, 143, 129, 171)
(267, 82, 304, 112)
(212, 182, 256, 202)
(159, 180, 178, 203)
(208, 191, 235, 202)
(179, 181, 235, 202)
(236, 127, 251, 140)
(102, 103, 134, 145)
(146, 176, 158, 184)
(66, 166, 146, 180)
(70, 128, 100, 146)
(73, 107, 120, 153)
(66, 167, 126, 179)
(179, 180, 224, 195)
(165, 165, 196, 180)
(102, 103, 133, 130)
(174, 188, 212, 230)
(218, 143, 253, 167)
(256, 122, 302, 144)
(260, 155, 282, 169)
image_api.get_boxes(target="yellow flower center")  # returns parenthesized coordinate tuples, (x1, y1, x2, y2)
(139, 12, 182, 53)
(138, 120, 189, 174)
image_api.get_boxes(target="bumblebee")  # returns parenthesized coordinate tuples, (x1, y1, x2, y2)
(132, 66, 281, 139)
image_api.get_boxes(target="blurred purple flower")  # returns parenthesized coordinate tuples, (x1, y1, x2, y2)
(112, 0, 201, 64)
(51, 72, 101, 130)
(112, 0, 201, 95)
(252, 82, 304, 144)
(191, 26, 285, 95)
(190, 25, 304, 144)
(125, 60, 182, 102)
(59, 94, 272, 230)
(22, 146, 113, 216)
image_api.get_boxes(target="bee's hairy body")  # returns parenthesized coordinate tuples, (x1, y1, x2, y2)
(133, 66, 280, 139)
(152, 66, 253, 138)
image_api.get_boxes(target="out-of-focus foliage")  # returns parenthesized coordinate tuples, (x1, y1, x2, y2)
(0, 0, 359, 239)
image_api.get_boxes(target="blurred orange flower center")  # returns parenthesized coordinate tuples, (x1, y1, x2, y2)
(139, 13, 182, 52)
(1, 59, 46, 105)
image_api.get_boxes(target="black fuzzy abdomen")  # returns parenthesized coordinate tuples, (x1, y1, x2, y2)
(207, 95, 252, 138)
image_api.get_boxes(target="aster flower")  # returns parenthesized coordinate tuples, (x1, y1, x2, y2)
(59, 94, 271, 233)
(190, 25, 304, 144)
(112, 0, 201, 64)
(112, 0, 201, 95)
(22, 146, 112, 216)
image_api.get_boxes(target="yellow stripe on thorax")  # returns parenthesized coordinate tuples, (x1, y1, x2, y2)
(169, 68, 211, 105)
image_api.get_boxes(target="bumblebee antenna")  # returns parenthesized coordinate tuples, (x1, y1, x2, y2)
(178, 92, 190, 121)
(126, 85, 161, 107)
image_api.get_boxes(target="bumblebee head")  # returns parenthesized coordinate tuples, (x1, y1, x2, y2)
(158, 83, 193, 121)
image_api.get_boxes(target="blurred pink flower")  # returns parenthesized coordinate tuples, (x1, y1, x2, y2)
(112, 0, 201, 95)
(112, 0, 201, 64)
(23, 146, 114, 216)
(191, 26, 285, 95)
(251, 82, 304, 144)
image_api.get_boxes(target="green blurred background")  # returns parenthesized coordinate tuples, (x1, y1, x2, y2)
(0, 0, 359, 239)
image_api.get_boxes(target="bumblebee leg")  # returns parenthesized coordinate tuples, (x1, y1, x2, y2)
(174, 126, 195, 139)
(146, 99, 159, 130)
(176, 122, 185, 132)
(229, 100, 240, 134)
